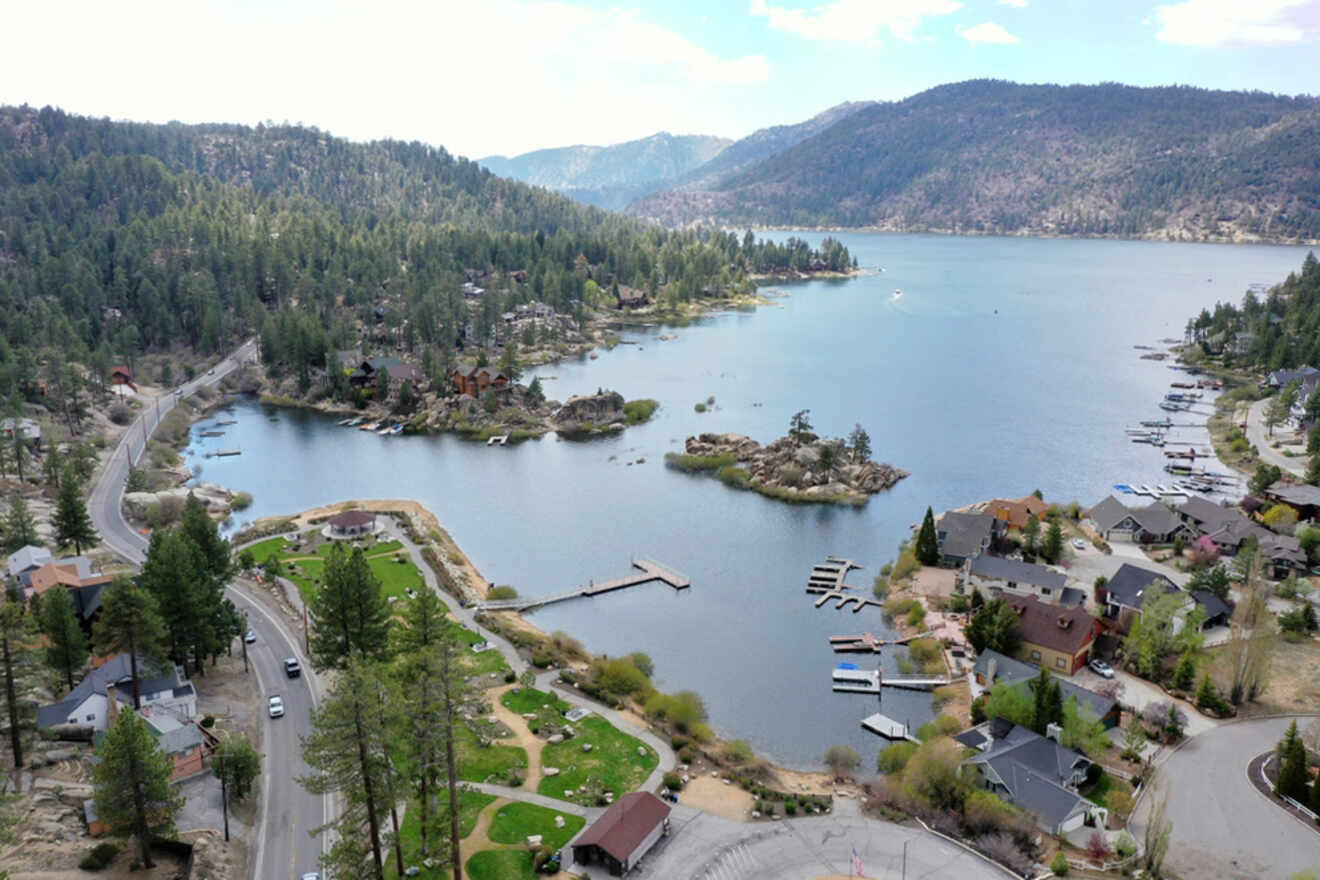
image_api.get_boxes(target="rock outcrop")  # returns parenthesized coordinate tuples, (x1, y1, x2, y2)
(553, 390, 626, 431)
(123, 483, 235, 520)
(674, 432, 908, 504)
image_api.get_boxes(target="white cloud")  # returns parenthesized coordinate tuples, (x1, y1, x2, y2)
(0, 0, 771, 158)
(958, 21, 1022, 43)
(749, 0, 963, 43)
(1153, 0, 1314, 46)
(998, 0, 1029, 6)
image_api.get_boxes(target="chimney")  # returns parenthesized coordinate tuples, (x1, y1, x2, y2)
(104, 683, 119, 728)
(987, 656, 998, 684)
(1046, 722, 1063, 743)
(1057, 616, 1072, 629)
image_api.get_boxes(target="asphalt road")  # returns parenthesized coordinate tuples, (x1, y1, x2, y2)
(1246, 398, 1307, 479)
(1135, 715, 1320, 879)
(87, 340, 330, 880)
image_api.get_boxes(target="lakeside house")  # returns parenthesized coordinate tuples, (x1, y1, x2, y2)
(962, 556, 1081, 607)
(36, 654, 196, 732)
(981, 495, 1049, 531)
(334, 349, 363, 372)
(972, 650, 1120, 728)
(615, 285, 650, 309)
(349, 356, 402, 388)
(1264, 365, 1320, 389)
(1097, 563, 1231, 632)
(957, 718, 1102, 835)
(25, 560, 112, 602)
(449, 365, 510, 397)
(935, 511, 1004, 565)
(1084, 495, 1195, 545)
(1263, 484, 1320, 522)
(1175, 496, 1306, 578)
(1001, 595, 1100, 675)
(572, 791, 670, 875)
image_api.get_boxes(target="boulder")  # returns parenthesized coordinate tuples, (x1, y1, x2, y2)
(554, 390, 625, 427)
(543, 767, 560, 777)
(554, 815, 566, 828)
(582, 743, 593, 752)
(547, 734, 564, 744)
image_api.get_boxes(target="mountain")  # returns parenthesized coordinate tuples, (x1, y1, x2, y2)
(628, 80, 1320, 244)
(478, 132, 731, 209)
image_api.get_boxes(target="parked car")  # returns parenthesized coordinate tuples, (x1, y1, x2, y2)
(268, 696, 285, 718)
(284, 658, 302, 678)
(244, 630, 256, 644)
(301, 873, 320, 880)
(1088, 658, 1115, 679)
(1071, 538, 1086, 550)
(207, 368, 215, 375)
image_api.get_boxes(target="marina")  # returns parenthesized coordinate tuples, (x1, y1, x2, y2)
(828, 632, 925, 653)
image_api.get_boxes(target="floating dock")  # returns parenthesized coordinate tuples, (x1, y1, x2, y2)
(809, 590, 884, 613)
(476, 558, 689, 612)
(832, 668, 881, 693)
(828, 632, 926, 653)
(487, 434, 509, 446)
(861, 713, 918, 743)
(214, 449, 241, 457)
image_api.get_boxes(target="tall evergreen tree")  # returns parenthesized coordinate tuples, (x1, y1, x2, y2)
(0, 595, 38, 770)
(1275, 724, 1310, 801)
(212, 734, 262, 842)
(52, 472, 98, 554)
(1042, 520, 1064, 563)
(915, 507, 939, 565)
(92, 709, 184, 868)
(309, 543, 392, 670)
(92, 577, 167, 710)
(38, 585, 89, 690)
(2, 497, 39, 554)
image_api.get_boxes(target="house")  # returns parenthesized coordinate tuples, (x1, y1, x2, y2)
(571, 791, 670, 875)
(1099, 563, 1229, 631)
(615, 286, 649, 309)
(1176, 496, 1245, 536)
(958, 719, 1102, 834)
(35, 655, 195, 732)
(141, 711, 207, 782)
(449, 365, 509, 398)
(984, 495, 1049, 530)
(24, 560, 112, 602)
(1001, 595, 1100, 675)
(1189, 589, 1233, 628)
(109, 365, 136, 392)
(1263, 484, 1320, 522)
(333, 349, 363, 373)
(384, 362, 424, 390)
(1265, 365, 1320, 389)
(1085, 496, 1195, 544)
(972, 650, 1120, 728)
(460, 281, 486, 299)
(964, 556, 1081, 607)
(1177, 497, 1307, 577)
(0, 418, 42, 445)
(936, 512, 1003, 565)
(349, 356, 403, 388)
(7, 544, 52, 586)
(328, 510, 377, 537)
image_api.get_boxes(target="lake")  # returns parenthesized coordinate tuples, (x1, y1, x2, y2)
(185, 232, 1313, 768)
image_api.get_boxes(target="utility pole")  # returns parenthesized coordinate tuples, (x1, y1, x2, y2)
(302, 603, 309, 652)
(902, 839, 908, 880)
(240, 612, 249, 674)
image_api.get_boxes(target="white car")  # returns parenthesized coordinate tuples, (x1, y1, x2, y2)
(1088, 658, 1115, 679)
(268, 696, 285, 718)
(1071, 538, 1087, 550)
(244, 630, 256, 644)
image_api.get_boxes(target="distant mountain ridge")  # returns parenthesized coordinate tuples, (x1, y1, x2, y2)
(479, 132, 731, 209)
(627, 80, 1320, 244)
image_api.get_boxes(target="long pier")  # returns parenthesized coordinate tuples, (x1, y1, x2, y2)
(828, 632, 926, 653)
(476, 558, 690, 612)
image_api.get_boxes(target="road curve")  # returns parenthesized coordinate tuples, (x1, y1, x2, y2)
(87, 340, 329, 880)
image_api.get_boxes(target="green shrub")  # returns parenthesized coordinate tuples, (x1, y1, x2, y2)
(200, 715, 215, 729)
(623, 399, 659, 425)
(79, 842, 118, 871)
(678, 745, 696, 764)
(891, 548, 921, 582)
(717, 465, 750, 488)
(877, 741, 918, 774)
(784, 799, 797, 815)
(663, 451, 734, 472)
(231, 491, 253, 511)
(663, 772, 683, 790)
(503, 670, 517, 683)
(906, 602, 927, 628)
(694, 402, 708, 413)
(1050, 851, 1069, 875)
(488, 585, 519, 600)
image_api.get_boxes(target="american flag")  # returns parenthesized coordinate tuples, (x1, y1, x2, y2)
(852, 847, 863, 876)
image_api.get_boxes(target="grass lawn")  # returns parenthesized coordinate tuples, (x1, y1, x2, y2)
(247, 537, 290, 563)
(500, 687, 571, 716)
(1083, 772, 1131, 809)
(456, 724, 527, 786)
(385, 789, 495, 880)
(279, 552, 424, 603)
(537, 716, 657, 801)
(487, 801, 584, 850)
(466, 849, 535, 880)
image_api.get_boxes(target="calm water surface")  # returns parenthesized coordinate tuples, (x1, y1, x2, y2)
(187, 233, 1312, 767)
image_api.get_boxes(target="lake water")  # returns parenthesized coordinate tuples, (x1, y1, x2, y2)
(185, 232, 1313, 768)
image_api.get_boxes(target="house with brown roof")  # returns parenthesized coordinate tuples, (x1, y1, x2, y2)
(615, 286, 650, 309)
(1002, 595, 1100, 676)
(110, 365, 136, 392)
(25, 561, 112, 601)
(449, 365, 509, 398)
(571, 791, 670, 875)
(985, 495, 1048, 530)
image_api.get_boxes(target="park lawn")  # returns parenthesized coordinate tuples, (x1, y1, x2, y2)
(537, 716, 657, 801)
(466, 849, 535, 880)
(462, 643, 511, 679)
(385, 789, 495, 880)
(368, 553, 424, 598)
(487, 801, 584, 850)
(500, 687, 571, 716)
(456, 723, 527, 786)
(247, 537, 290, 564)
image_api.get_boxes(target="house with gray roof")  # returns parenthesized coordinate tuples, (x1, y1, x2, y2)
(1265, 365, 1320, 389)
(36, 654, 195, 731)
(935, 511, 1003, 565)
(1099, 563, 1230, 632)
(1264, 484, 1320, 520)
(971, 650, 1120, 728)
(6, 544, 51, 585)
(1085, 496, 1194, 544)
(964, 556, 1079, 606)
(959, 720, 1101, 834)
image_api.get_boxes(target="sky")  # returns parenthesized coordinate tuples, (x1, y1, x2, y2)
(3, 0, 1319, 159)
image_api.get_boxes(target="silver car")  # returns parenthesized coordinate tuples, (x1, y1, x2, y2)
(268, 696, 285, 718)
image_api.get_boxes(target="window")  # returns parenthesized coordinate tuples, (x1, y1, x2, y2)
(1030, 650, 1041, 661)
(85, 714, 95, 721)
(1041, 587, 1051, 595)
(1056, 657, 1066, 669)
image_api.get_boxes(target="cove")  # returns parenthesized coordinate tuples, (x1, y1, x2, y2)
(185, 232, 1313, 768)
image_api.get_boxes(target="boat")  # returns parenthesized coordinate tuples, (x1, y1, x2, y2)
(1141, 418, 1174, 428)
(344, 417, 363, 427)
(892, 289, 902, 299)
(1159, 401, 1184, 412)
(1113, 484, 1135, 494)
(376, 425, 392, 435)
(1171, 382, 1195, 389)
(390, 423, 404, 435)
(359, 421, 378, 431)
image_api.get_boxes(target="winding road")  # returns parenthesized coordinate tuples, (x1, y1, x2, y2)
(87, 340, 330, 880)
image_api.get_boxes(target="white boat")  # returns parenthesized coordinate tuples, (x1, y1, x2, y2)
(376, 426, 392, 435)
(892, 289, 902, 299)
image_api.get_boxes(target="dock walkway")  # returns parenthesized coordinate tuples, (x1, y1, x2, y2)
(861, 713, 918, 743)
(476, 558, 689, 612)
(828, 632, 926, 653)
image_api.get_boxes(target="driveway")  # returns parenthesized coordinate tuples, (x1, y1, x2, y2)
(1133, 716, 1320, 879)
(1247, 398, 1307, 479)
(1071, 667, 1219, 738)
(600, 806, 1014, 880)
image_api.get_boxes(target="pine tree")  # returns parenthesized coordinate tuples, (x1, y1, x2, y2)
(92, 577, 167, 710)
(212, 734, 261, 841)
(1195, 674, 1220, 711)
(915, 507, 940, 565)
(1042, 521, 1064, 563)
(847, 424, 871, 463)
(52, 472, 97, 554)
(309, 543, 392, 670)
(92, 709, 183, 868)
(39, 585, 89, 691)
(1172, 652, 1196, 691)
(0, 595, 39, 769)
(2, 497, 40, 554)
(1310, 770, 1320, 816)
(1275, 727, 1310, 801)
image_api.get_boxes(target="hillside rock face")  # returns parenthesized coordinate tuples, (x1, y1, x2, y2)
(681, 432, 908, 503)
(554, 390, 625, 428)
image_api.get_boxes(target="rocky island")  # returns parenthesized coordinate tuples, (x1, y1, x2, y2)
(666, 419, 908, 505)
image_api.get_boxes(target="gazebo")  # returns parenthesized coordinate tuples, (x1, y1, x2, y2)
(327, 510, 377, 538)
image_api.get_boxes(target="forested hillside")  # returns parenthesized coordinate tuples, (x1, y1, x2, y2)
(1188, 252, 1320, 370)
(630, 81, 1320, 243)
(0, 105, 847, 406)
(479, 132, 730, 209)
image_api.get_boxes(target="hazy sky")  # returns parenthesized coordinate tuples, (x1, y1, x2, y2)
(4, 0, 1318, 159)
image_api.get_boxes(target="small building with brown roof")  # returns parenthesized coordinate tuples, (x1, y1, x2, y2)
(571, 791, 670, 875)
(985, 495, 1048, 530)
(1002, 594, 1101, 676)
(327, 510, 377, 537)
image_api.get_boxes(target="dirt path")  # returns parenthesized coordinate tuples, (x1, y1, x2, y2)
(489, 685, 544, 788)
(459, 796, 509, 860)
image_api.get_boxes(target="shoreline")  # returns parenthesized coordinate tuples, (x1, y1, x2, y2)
(742, 224, 1320, 248)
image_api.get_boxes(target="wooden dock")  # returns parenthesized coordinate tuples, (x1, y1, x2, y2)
(214, 449, 241, 457)
(832, 668, 880, 693)
(808, 588, 883, 613)
(476, 558, 690, 612)
(828, 632, 926, 653)
(807, 557, 861, 590)
(861, 712, 918, 743)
